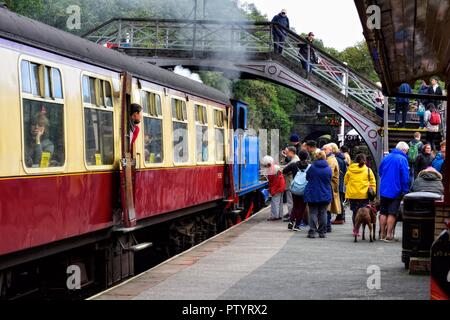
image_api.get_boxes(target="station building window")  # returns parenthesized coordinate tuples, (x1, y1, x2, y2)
(141, 91, 163, 164)
(171, 98, 189, 163)
(82, 75, 114, 166)
(214, 109, 226, 162)
(20, 60, 65, 168)
(195, 104, 208, 162)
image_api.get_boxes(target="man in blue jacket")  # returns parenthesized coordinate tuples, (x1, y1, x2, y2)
(271, 9, 290, 54)
(379, 142, 410, 242)
(395, 83, 412, 128)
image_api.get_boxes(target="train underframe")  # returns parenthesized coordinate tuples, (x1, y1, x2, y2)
(0, 189, 267, 300)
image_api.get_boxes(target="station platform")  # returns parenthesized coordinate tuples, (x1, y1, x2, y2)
(89, 207, 429, 300)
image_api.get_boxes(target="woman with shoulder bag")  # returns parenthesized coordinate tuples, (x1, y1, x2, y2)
(344, 154, 377, 235)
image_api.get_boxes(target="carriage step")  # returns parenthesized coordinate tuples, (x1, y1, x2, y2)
(126, 242, 153, 252)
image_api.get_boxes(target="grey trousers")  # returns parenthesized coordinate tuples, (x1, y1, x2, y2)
(308, 203, 328, 236)
(286, 190, 293, 217)
(270, 192, 284, 219)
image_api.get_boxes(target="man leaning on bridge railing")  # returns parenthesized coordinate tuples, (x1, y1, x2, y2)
(271, 9, 290, 54)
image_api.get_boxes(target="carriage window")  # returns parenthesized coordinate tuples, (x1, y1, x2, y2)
(171, 98, 188, 163)
(195, 104, 208, 162)
(82, 75, 112, 107)
(142, 90, 163, 164)
(84, 108, 114, 166)
(21, 60, 63, 99)
(52, 69, 63, 99)
(82, 75, 114, 166)
(214, 109, 225, 162)
(20, 60, 65, 169)
(23, 99, 65, 168)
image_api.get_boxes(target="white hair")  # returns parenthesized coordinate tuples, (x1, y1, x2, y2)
(261, 155, 274, 166)
(396, 141, 409, 151)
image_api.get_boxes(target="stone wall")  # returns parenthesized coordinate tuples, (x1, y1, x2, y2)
(435, 202, 450, 240)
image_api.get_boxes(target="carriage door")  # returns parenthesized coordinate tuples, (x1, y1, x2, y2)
(119, 72, 137, 228)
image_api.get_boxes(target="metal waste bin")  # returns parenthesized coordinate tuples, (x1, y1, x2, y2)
(401, 192, 442, 269)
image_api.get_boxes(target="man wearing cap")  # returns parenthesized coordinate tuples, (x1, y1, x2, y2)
(299, 32, 318, 72)
(271, 9, 290, 54)
(289, 134, 301, 157)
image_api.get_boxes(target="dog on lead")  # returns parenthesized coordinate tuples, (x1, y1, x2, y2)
(353, 202, 379, 243)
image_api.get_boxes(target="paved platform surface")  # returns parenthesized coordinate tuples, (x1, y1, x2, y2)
(90, 206, 429, 300)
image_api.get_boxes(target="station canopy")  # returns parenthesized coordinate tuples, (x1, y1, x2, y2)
(355, 0, 450, 96)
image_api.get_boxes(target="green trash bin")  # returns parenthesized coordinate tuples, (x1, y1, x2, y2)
(401, 192, 442, 269)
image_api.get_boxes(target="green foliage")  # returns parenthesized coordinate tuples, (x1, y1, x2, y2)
(233, 80, 293, 141)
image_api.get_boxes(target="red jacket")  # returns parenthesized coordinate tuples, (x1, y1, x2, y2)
(268, 169, 286, 196)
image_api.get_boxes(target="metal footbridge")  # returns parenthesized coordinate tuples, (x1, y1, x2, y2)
(84, 19, 384, 165)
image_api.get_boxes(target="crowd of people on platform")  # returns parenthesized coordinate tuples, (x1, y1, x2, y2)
(262, 132, 445, 241)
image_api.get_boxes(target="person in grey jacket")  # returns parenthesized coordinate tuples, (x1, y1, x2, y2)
(411, 167, 444, 195)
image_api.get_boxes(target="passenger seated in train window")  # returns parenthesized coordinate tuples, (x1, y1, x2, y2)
(25, 110, 55, 168)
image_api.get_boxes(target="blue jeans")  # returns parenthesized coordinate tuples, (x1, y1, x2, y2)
(419, 115, 425, 128)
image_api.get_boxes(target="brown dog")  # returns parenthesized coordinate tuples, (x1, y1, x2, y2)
(353, 203, 378, 243)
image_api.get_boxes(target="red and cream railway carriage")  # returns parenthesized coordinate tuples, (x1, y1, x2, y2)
(0, 7, 267, 298)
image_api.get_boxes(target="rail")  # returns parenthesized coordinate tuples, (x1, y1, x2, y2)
(83, 18, 383, 114)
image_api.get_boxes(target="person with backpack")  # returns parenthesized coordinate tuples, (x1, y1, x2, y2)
(261, 155, 286, 221)
(408, 132, 424, 185)
(414, 143, 434, 178)
(344, 154, 376, 233)
(283, 150, 310, 231)
(424, 103, 441, 150)
(304, 151, 332, 238)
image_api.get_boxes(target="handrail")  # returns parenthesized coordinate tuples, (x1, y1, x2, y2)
(83, 18, 383, 114)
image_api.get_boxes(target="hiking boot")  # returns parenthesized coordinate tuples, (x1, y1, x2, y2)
(287, 222, 294, 230)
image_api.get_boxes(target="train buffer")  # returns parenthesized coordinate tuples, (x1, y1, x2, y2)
(89, 207, 429, 300)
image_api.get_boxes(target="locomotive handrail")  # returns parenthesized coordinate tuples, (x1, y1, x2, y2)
(83, 18, 383, 114)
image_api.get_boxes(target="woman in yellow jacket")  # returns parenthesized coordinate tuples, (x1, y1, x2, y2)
(344, 153, 376, 228)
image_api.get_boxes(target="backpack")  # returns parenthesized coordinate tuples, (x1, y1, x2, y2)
(290, 165, 310, 196)
(408, 141, 421, 163)
(429, 111, 441, 126)
(417, 104, 425, 116)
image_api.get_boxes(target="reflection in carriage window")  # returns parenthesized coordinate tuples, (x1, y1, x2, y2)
(21, 60, 63, 99)
(23, 99, 65, 168)
(84, 108, 114, 166)
(214, 109, 225, 162)
(143, 118, 163, 163)
(172, 98, 189, 163)
(195, 105, 208, 162)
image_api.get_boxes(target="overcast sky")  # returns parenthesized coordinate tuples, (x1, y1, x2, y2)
(242, 0, 364, 51)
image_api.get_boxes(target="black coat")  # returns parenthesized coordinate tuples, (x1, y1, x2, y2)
(426, 86, 443, 107)
(298, 41, 318, 63)
(414, 153, 434, 176)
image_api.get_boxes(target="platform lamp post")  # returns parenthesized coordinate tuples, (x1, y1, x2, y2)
(383, 95, 389, 156)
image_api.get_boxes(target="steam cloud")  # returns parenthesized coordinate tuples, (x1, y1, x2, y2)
(173, 66, 203, 83)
